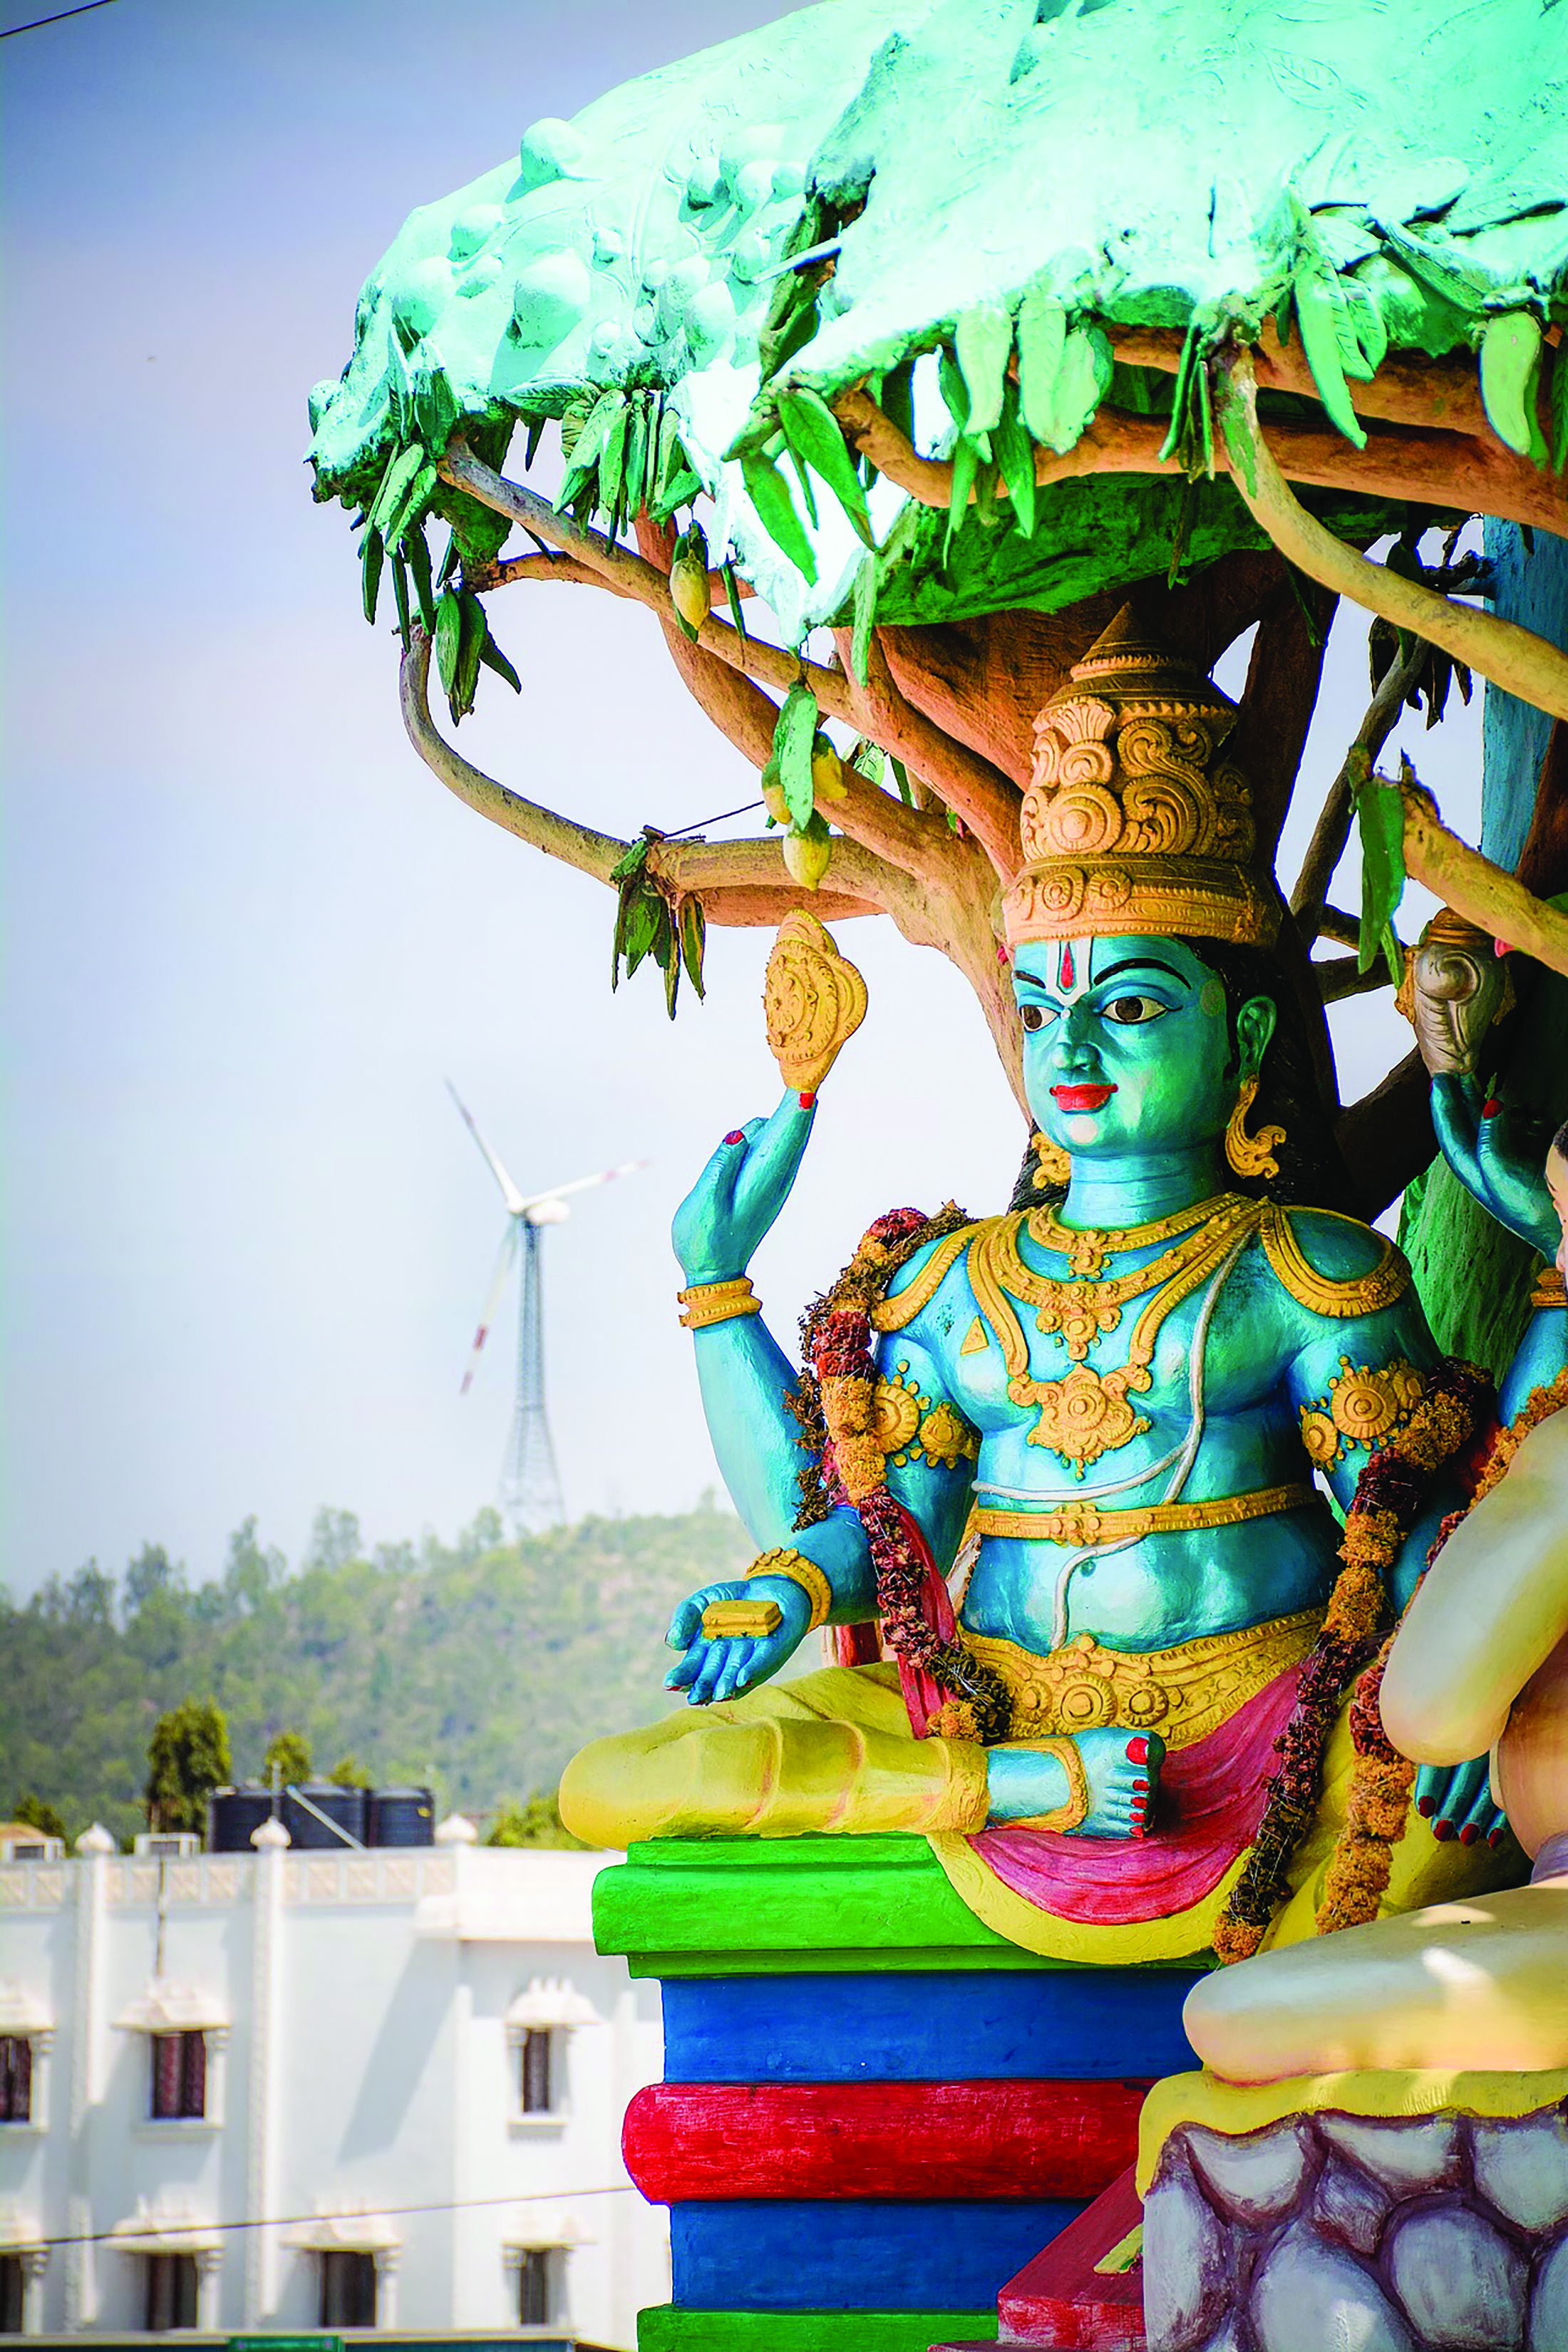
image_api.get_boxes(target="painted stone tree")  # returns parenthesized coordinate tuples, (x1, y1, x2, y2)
(309, 0, 1568, 1364)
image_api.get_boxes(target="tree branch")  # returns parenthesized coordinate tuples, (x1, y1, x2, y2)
(1336, 1049, 1435, 1224)
(1291, 639, 1433, 940)
(1214, 351, 1568, 724)
(1107, 321, 1491, 441)
(1398, 775, 1568, 980)
(833, 628, 1023, 881)
(835, 381, 1567, 538)
(398, 627, 880, 925)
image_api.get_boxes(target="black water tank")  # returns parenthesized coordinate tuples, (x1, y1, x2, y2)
(282, 1781, 368, 1850)
(368, 1785, 434, 1847)
(208, 1785, 276, 1852)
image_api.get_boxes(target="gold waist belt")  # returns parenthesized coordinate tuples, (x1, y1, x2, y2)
(971, 1480, 1316, 1552)
(967, 1607, 1323, 1750)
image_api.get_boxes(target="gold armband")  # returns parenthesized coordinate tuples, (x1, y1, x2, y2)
(997, 1735, 1090, 1834)
(678, 1276, 763, 1331)
(700, 1598, 783, 1641)
(746, 1545, 834, 1632)
(1532, 1268, 1567, 1311)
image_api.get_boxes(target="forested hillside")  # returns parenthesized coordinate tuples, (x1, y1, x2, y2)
(3, 1505, 750, 1847)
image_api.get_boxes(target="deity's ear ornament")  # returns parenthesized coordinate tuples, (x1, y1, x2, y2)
(1003, 604, 1279, 951)
(763, 911, 868, 1101)
(1224, 1074, 1287, 1181)
(1031, 1130, 1071, 1187)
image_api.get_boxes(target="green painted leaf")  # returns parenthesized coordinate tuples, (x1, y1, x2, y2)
(597, 404, 629, 528)
(1031, 324, 1113, 456)
(451, 591, 488, 721)
(889, 755, 912, 806)
(1295, 269, 1367, 448)
(389, 549, 411, 648)
(368, 442, 424, 537)
(850, 552, 877, 686)
(610, 837, 651, 884)
(1340, 275, 1388, 378)
(955, 304, 1012, 438)
(360, 527, 384, 626)
(944, 433, 981, 563)
(679, 896, 706, 999)
(993, 381, 1036, 536)
(722, 559, 748, 641)
(1016, 287, 1068, 446)
(623, 398, 649, 523)
(740, 449, 817, 583)
(1159, 316, 1202, 465)
(775, 681, 820, 830)
(1479, 313, 1544, 460)
(404, 521, 438, 634)
(1353, 759, 1407, 974)
(555, 390, 621, 514)
(937, 346, 971, 435)
(1554, 345, 1568, 476)
(478, 626, 522, 693)
(777, 384, 873, 545)
(435, 587, 463, 693)
(524, 415, 546, 468)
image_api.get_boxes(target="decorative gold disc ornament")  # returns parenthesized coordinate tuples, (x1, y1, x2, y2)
(763, 911, 869, 1095)
(1003, 605, 1279, 950)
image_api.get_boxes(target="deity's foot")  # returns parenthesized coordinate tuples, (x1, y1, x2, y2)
(986, 1727, 1165, 1838)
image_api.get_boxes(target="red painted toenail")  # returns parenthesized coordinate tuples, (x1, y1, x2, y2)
(1488, 1829, 1506, 1848)
(1482, 1098, 1502, 1119)
(1127, 1738, 1149, 1764)
(723, 1130, 746, 1145)
(1433, 1820, 1455, 1841)
(1416, 1796, 1435, 1816)
(1131, 1779, 1149, 1793)
(1459, 1824, 1478, 1846)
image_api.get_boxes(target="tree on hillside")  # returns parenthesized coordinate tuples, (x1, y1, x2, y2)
(10, 1793, 67, 1841)
(223, 1517, 286, 1617)
(306, 1509, 363, 1574)
(145, 1698, 232, 1835)
(124, 1542, 181, 1616)
(262, 1729, 312, 1789)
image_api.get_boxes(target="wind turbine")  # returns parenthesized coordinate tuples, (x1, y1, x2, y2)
(448, 1082, 646, 1532)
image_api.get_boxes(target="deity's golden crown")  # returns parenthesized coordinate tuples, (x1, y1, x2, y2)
(1003, 606, 1279, 950)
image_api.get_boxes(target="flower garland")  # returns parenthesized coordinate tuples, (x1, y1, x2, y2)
(788, 1205, 1013, 1746)
(1214, 1358, 1491, 1964)
(1312, 1359, 1568, 1938)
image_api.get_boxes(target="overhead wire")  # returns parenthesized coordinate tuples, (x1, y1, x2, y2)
(30, 2182, 640, 2254)
(1, 0, 119, 36)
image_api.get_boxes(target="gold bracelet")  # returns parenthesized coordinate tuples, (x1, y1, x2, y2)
(678, 1276, 763, 1331)
(996, 1735, 1091, 1833)
(1532, 1268, 1567, 1311)
(746, 1546, 834, 1632)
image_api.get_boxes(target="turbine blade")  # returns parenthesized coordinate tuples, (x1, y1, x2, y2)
(446, 1080, 527, 1214)
(459, 1222, 519, 1393)
(518, 1157, 650, 1211)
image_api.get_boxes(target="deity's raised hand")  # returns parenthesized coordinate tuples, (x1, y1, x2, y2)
(670, 1093, 818, 1282)
(1430, 1073, 1562, 1259)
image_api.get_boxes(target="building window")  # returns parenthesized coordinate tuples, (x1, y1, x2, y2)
(0, 2037, 31, 2124)
(144, 2252, 199, 2331)
(520, 2028, 554, 2114)
(150, 2032, 206, 2120)
(0, 2255, 24, 2336)
(319, 2250, 378, 2328)
(517, 2248, 552, 2328)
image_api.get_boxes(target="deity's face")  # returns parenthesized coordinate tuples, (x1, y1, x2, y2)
(1548, 1143, 1568, 1278)
(1012, 933, 1276, 1164)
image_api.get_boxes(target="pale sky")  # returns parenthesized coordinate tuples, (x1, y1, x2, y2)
(1, 0, 1482, 1595)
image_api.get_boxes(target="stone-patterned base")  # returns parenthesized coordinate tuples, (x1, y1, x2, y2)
(1143, 2100, 1568, 2351)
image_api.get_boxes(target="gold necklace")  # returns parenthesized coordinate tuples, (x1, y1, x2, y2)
(1026, 1192, 1245, 1281)
(967, 1198, 1265, 1474)
(1004, 1193, 1253, 1361)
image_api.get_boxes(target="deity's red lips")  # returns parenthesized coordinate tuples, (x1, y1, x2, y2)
(1051, 1084, 1118, 1111)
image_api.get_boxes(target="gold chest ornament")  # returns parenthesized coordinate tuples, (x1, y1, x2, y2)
(964, 1195, 1264, 1475)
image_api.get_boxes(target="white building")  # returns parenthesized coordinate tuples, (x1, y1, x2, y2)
(0, 1822, 667, 2343)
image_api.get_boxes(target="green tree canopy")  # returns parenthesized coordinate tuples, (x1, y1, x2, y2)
(262, 1728, 312, 1788)
(145, 1698, 232, 1835)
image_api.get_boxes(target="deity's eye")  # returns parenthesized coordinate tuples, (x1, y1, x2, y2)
(1103, 994, 1167, 1026)
(1019, 1002, 1054, 1031)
